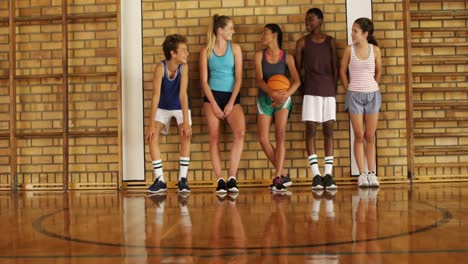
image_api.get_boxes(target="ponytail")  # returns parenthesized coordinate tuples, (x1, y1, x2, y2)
(206, 14, 231, 58)
(354, 17, 378, 46)
(264, 23, 283, 49)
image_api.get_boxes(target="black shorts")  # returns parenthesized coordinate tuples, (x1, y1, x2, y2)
(204, 90, 240, 109)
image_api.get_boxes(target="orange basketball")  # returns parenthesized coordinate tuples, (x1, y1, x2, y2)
(267, 74, 290, 92)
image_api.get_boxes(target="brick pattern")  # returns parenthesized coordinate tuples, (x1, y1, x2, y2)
(69, 137, 118, 185)
(68, 76, 118, 132)
(16, 23, 63, 76)
(17, 138, 63, 186)
(2, 0, 119, 189)
(0, 26, 8, 77)
(141, 0, 409, 184)
(410, 0, 468, 178)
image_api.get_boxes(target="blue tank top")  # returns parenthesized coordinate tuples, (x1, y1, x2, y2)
(259, 49, 287, 98)
(158, 60, 184, 110)
(208, 42, 235, 92)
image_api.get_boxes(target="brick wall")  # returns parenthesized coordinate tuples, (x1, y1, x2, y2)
(141, 0, 409, 185)
(1, 0, 119, 189)
(2, 0, 464, 189)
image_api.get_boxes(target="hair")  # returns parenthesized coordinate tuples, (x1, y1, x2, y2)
(264, 23, 283, 49)
(354, 17, 378, 46)
(206, 14, 232, 58)
(306, 8, 324, 23)
(162, 34, 187, 60)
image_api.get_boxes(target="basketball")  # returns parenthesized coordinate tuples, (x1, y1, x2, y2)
(267, 74, 290, 92)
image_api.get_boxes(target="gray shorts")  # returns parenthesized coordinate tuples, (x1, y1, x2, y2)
(345, 90, 381, 114)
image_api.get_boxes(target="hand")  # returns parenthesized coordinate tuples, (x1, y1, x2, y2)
(223, 102, 234, 117)
(145, 125, 156, 142)
(212, 103, 225, 120)
(180, 122, 192, 140)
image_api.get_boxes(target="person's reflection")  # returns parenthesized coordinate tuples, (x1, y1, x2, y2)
(147, 193, 167, 264)
(261, 192, 291, 264)
(146, 193, 194, 264)
(306, 190, 339, 264)
(352, 188, 382, 263)
(209, 193, 247, 264)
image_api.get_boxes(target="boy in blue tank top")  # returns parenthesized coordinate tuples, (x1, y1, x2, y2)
(146, 34, 192, 194)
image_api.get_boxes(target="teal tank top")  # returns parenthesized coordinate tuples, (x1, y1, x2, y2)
(208, 42, 235, 92)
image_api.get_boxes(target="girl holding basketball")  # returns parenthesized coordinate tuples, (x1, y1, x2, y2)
(254, 24, 301, 192)
(200, 14, 245, 195)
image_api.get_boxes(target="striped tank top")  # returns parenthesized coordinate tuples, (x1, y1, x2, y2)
(347, 44, 379, 92)
(208, 41, 235, 92)
(158, 60, 183, 110)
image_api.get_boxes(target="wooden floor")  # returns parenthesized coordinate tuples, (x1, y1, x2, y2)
(1, 182, 468, 263)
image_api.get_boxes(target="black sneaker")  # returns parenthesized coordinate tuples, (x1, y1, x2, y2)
(323, 174, 337, 189)
(178, 178, 191, 193)
(272, 176, 287, 192)
(216, 179, 227, 194)
(312, 175, 324, 190)
(227, 178, 239, 192)
(281, 174, 292, 187)
(148, 180, 167, 193)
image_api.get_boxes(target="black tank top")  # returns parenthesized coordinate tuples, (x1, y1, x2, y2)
(302, 35, 336, 97)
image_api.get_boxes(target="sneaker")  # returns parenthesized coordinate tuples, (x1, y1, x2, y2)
(281, 174, 292, 187)
(178, 178, 191, 193)
(358, 172, 369, 187)
(367, 172, 380, 187)
(227, 178, 239, 193)
(216, 179, 227, 194)
(323, 174, 337, 189)
(272, 176, 287, 192)
(312, 175, 324, 190)
(148, 180, 167, 193)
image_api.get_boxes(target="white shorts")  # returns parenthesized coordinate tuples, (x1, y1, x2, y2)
(155, 109, 192, 134)
(302, 95, 336, 123)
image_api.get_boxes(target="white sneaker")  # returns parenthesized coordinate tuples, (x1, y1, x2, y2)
(367, 172, 380, 187)
(358, 172, 369, 187)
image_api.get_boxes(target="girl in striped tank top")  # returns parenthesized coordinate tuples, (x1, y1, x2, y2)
(340, 18, 382, 188)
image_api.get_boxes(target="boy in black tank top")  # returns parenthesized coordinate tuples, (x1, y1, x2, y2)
(296, 8, 338, 191)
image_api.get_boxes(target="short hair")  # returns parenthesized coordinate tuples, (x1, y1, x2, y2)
(162, 34, 187, 60)
(306, 8, 324, 20)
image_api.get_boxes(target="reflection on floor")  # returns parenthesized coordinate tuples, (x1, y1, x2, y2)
(1, 183, 468, 263)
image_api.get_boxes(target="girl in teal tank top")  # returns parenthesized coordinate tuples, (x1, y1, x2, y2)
(199, 14, 246, 194)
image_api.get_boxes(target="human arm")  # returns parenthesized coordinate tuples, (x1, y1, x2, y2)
(374, 45, 382, 84)
(179, 63, 191, 140)
(339, 46, 351, 90)
(224, 43, 243, 117)
(330, 37, 339, 83)
(146, 63, 163, 142)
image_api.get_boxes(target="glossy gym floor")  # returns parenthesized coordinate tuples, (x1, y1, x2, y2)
(1, 182, 468, 263)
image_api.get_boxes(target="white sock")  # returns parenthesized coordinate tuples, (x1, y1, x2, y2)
(179, 157, 190, 180)
(324, 156, 334, 175)
(308, 154, 320, 176)
(152, 160, 164, 182)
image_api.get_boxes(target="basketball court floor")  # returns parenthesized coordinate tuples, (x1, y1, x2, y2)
(1, 182, 468, 263)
